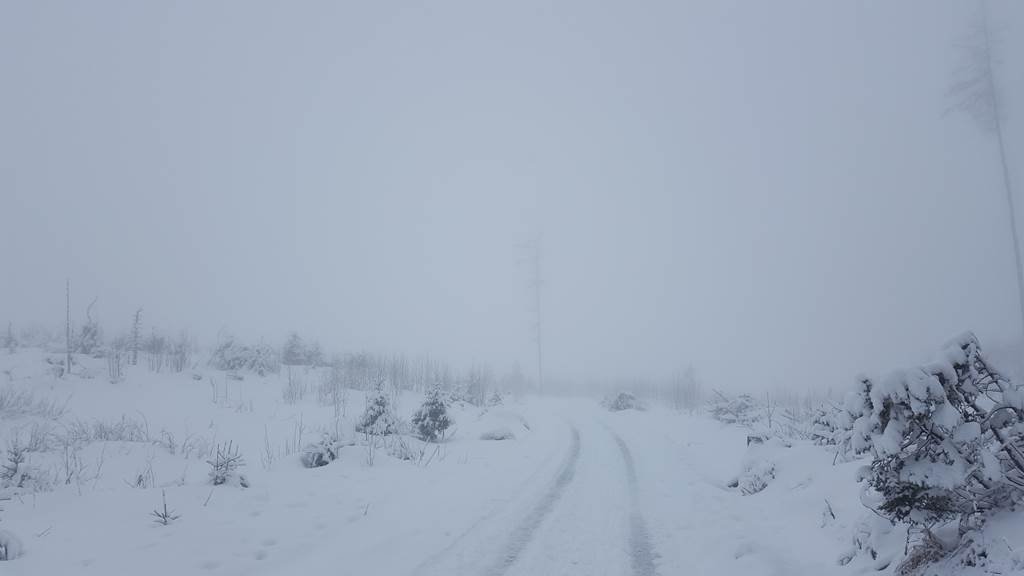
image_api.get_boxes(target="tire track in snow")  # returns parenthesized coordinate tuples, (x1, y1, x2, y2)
(488, 423, 581, 576)
(608, 428, 660, 576)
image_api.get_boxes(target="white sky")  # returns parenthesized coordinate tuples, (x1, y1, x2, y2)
(2, 0, 1023, 390)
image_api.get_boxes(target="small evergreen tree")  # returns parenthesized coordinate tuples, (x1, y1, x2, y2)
(356, 391, 396, 436)
(305, 341, 324, 367)
(282, 332, 306, 366)
(845, 333, 1024, 532)
(249, 340, 280, 376)
(412, 387, 452, 442)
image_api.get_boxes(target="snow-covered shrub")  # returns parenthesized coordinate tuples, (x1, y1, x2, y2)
(62, 415, 149, 445)
(209, 336, 279, 376)
(708, 391, 759, 427)
(462, 365, 492, 407)
(809, 405, 841, 446)
(411, 387, 452, 442)
(249, 341, 280, 376)
(602, 391, 640, 412)
(301, 433, 342, 468)
(282, 332, 307, 367)
(735, 441, 778, 495)
(207, 441, 248, 488)
(846, 333, 1024, 533)
(209, 337, 245, 371)
(1, 440, 30, 489)
(355, 392, 397, 436)
(282, 332, 324, 368)
(480, 428, 516, 441)
(487, 390, 504, 407)
(44, 356, 66, 378)
(0, 388, 66, 420)
(0, 435, 49, 495)
(894, 530, 948, 576)
(838, 512, 896, 569)
(0, 529, 23, 561)
(75, 319, 103, 357)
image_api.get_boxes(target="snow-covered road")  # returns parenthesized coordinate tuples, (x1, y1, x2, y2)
(411, 399, 855, 576)
(416, 408, 646, 576)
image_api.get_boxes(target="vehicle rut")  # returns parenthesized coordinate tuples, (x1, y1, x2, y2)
(609, 429, 660, 576)
(487, 423, 582, 576)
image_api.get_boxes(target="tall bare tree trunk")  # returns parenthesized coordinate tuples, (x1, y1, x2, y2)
(982, 1, 1024, 343)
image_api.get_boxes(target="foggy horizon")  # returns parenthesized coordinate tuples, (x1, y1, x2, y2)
(4, 0, 1024, 391)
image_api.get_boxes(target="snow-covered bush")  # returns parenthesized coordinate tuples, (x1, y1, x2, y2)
(75, 319, 102, 357)
(282, 332, 323, 368)
(355, 392, 397, 436)
(734, 440, 779, 495)
(209, 338, 244, 371)
(411, 387, 452, 442)
(0, 388, 66, 420)
(301, 433, 342, 468)
(708, 391, 759, 427)
(207, 441, 248, 487)
(62, 416, 149, 445)
(461, 365, 492, 407)
(486, 390, 504, 407)
(209, 336, 279, 376)
(838, 512, 897, 569)
(1, 440, 31, 490)
(602, 391, 640, 412)
(809, 405, 841, 446)
(0, 529, 23, 561)
(845, 333, 1024, 534)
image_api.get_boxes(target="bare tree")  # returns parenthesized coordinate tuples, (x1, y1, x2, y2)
(949, 0, 1024, 340)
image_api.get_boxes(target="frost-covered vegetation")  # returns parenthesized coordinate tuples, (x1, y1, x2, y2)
(0, 311, 543, 570)
(702, 332, 1024, 575)
(4, 315, 1024, 576)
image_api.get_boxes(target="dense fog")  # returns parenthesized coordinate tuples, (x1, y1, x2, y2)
(3, 0, 1023, 391)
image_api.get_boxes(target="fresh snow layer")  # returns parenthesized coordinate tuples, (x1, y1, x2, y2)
(5, 349, 1024, 575)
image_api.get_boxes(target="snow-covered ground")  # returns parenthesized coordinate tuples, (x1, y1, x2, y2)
(2, 348, 1023, 575)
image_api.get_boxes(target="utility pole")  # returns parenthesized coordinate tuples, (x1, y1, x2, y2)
(525, 234, 544, 394)
(65, 278, 71, 377)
